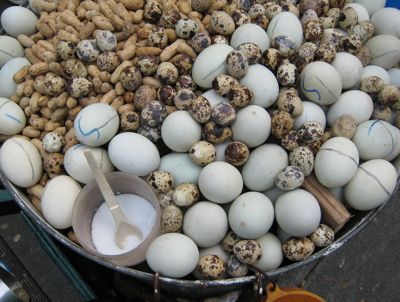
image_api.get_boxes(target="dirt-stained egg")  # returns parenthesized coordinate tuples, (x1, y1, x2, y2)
(189, 141, 216, 166)
(359, 76, 384, 94)
(282, 237, 315, 261)
(197, 255, 226, 280)
(233, 240, 262, 265)
(225, 141, 250, 166)
(310, 224, 335, 248)
(161, 205, 183, 233)
(372, 104, 391, 122)
(331, 115, 357, 139)
(226, 255, 248, 277)
(173, 183, 200, 207)
(67, 77, 92, 98)
(298, 121, 324, 143)
(147, 171, 174, 193)
(42, 132, 64, 153)
(271, 111, 294, 139)
(226, 50, 249, 79)
(378, 85, 400, 107)
(237, 43, 262, 64)
(222, 231, 242, 254)
(275, 166, 305, 191)
(211, 102, 237, 126)
(289, 146, 314, 176)
(97, 51, 120, 72)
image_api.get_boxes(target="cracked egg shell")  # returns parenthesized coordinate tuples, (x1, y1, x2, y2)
(173, 183, 200, 207)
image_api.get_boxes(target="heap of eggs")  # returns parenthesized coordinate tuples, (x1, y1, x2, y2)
(0, 0, 400, 281)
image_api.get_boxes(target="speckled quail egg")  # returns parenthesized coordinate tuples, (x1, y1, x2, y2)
(222, 231, 242, 254)
(147, 171, 174, 193)
(189, 141, 216, 165)
(76, 40, 100, 62)
(248, 4, 265, 20)
(372, 104, 391, 122)
(275, 166, 304, 191)
(228, 84, 253, 108)
(271, 111, 294, 139)
(225, 141, 249, 166)
(175, 19, 200, 39)
(282, 237, 315, 261)
(189, 33, 211, 54)
(277, 63, 298, 87)
(158, 190, 174, 208)
(57, 41, 75, 61)
(272, 36, 296, 58)
(231, 9, 251, 27)
(299, 0, 323, 16)
(137, 125, 161, 143)
(157, 62, 179, 85)
(276, 88, 303, 117)
(188, 96, 212, 123)
(304, 20, 324, 42)
(120, 66, 142, 91)
(157, 85, 176, 106)
(211, 11, 236, 35)
(261, 48, 283, 72)
(173, 183, 200, 207)
(237, 43, 262, 65)
(191, 0, 211, 12)
(197, 255, 226, 280)
(174, 89, 196, 110)
(281, 130, 300, 151)
(140, 100, 168, 127)
(212, 74, 239, 96)
(211, 102, 237, 126)
(359, 76, 384, 94)
(67, 77, 92, 98)
(289, 146, 314, 176)
(266, 3, 283, 19)
(43, 153, 64, 174)
(176, 75, 197, 91)
(226, 256, 248, 277)
(292, 42, 317, 71)
(43, 73, 66, 96)
(202, 121, 233, 144)
(97, 51, 120, 72)
(319, 16, 336, 29)
(301, 9, 318, 27)
(120, 111, 140, 131)
(338, 6, 358, 30)
(95, 30, 117, 52)
(378, 85, 400, 107)
(331, 115, 357, 139)
(233, 240, 262, 265)
(148, 27, 168, 48)
(212, 35, 230, 45)
(138, 56, 160, 76)
(161, 205, 183, 233)
(298, 121, 324, 143)
(226, 50, 249, 79)
(310, 224, 335, 248)
(314, 43, 337, 64)
(42, 132, 64, 153)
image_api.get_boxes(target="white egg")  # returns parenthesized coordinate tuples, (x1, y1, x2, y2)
(228, 192, 274, 239)
(64, 144, 114, 184)
(300, 61, 342, 106)
(360, 65, 391, 85)
(275, 189, 321, 237)
(354, 0, 386, 15)
(183, 201, 228, 247)
(214, 140, 230, 162)
(0, 36, 24, 67)
(255, 233, 283, 272)
(393, 154, 400, 178)
(0, 57, 31, 98)
(262, 187, 285, 205)
(198, 162, 243, 204)
(314, 137, 359, 188)
(267, 12, 303, 48)
(331, 52, 363, 89)
(74, 103, 119, 147)
(161, 111, 201, 152)
(239, 64, 279, 108)
(327, 90, 373, 126)
(0, 97, 26, 135)
(345, 159, 397, 211)
(293, 101, 326, 130)
(365, 35, 400, 69)
(146, 233, 199, 278)
(230, 23, 271, 52)
(108, 133, 160, 176)
(158, 153, 202, 185)
(388, 68, 400, 87)
(201, 89, 228, 107)
(1, 7, 38, 37)
(0, 137, 42, 188)
(352, 120, 400, 161)
(192, 44, 233, 88)
(242, 144, 288, 191)
(345, 3, 370, 21)
(371, 8, 400, 38)
(41, 175, 81, 229)
(231, 105, 271, 148)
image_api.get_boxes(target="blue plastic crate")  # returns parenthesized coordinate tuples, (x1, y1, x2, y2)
(386, 0, 400, 9)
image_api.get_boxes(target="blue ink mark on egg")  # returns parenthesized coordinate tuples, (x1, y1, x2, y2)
(5, 114, 22, 124)
(301, 75, 321, 101)
(368, 120, 380, 136)
(77, 116, 100, 140)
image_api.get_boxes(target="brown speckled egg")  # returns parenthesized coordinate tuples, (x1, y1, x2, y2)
(277, 88, 303, 117)
(189, 96, 212, 123)
(355, 46, 371, 67)
(43, 73, 66, 96)
(329, 0, 347, 10)
(237, 43, 262, 65)
(57, 41, 75, 61)
(302, 139, 322, 155)
(226, 256, 248, 278)
(174, 89, 196, 110)
(120, 111, 140, 131)
(147, 171, 174, 193)
(320, 16, 336, 29)
(137, 56, 160, 76)
(159, 9, 181, 29)
(137, 125, 161, 143)
(170, 53, 193, 75)
(289, 146, 314, 176)
(291, 42, 317, 71)
(298, 121, 324, 143)
(359, 20, 375, 40)
(97, 52, 120, 72)
(148, 27, 168, 48)
(211, 102, 237, 126)
(157, 85, 176, 106)
(339, 33, 362, 55)
(226, 50, 249, 79)
(271, 111, 294, 139)
(144, 0, 162, 23)
(283, 237, 315, 261)
(134, 85, 157, 111)
(197, 255, 226, 280)
(372, 104, 391, 122)
(378, 85, 400, 107)
(140, 100, 167, 127)
(173, 183, 200, 206)
(212, 35, 229, 45)
(348, 24, 368, 44)
(299, 0, 323, 16)
(161, 205, 183, 233)
(254, 14, 270, 30)
(275, 166, 305, 190)
(331, 114, 357, 139)
(222, 231, 242, 254)
(261, 48, 283, 72)
(314, 43, 336, 63)
(175, 18, 200, 39)
(212, 74, 239, 96)
(320, 129, 332, 145)
(225, 141, 249, 166)
(233, 240, 262, 265)
(395, 115, 400, 129)
(67, 77, 92, 98)
(338, 6, 358, 30)
(176, 75, 197, 91)
(301, 9, 319, 27)
(282, 3, 300, 17)
(327, 7, 340, 21)
(189, 32, 211, 53)
(304, 20, 324, 42)
(277, 63, 298, 87)
(120, 66, 142, 91)
(281, 130, 300, 151)
(76, 40, 99, 62)
(63, 59, 86, 78)
(158, 190, 174, 208)
(310, 224, 334, 248)
(232, 10, 251, 27)
(191, 0, 211, 12)
(189, 141, 216, 165)
(211, 11, 236, 35)
(228, 84, 253, 108)
(248, 4, 265, 19)
(157, 62, 179, 85)
(202, 121, 233, 144)
(272, 36, 296, 58)
(265, 3, 283, 19)
(44, 153, 64, 174)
